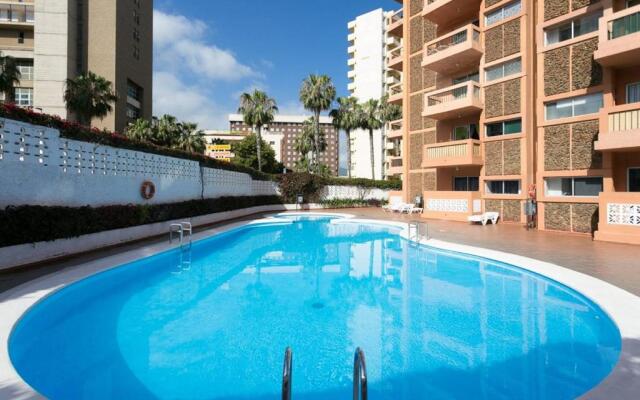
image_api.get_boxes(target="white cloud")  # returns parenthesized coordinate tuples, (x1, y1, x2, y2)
(153, 10, 257, 82)
(278, 100, 308, 116)
(153, 71, 231, 129)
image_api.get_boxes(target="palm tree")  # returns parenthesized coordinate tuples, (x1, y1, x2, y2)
(360, 99, 384, 180)
(379, 95, 402, 179)
(238, 90, 278, 172)
(64, 71, 118, 126)
(177, 122, 206, 154)
(330, 97, 361, 178)
(125, 118, 154, 143)
(0, 55, 21, 103)
(299, 74, 336, 171)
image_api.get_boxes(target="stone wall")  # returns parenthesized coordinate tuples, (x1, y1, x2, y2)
(485, 19, 521, 63)
(484, 139, 522, 176)
(410, 94, 423, 131)
(544, 120, 600, 171)
(544, 38, 601, 96)
(485, 78, 522, 118)
(544, 0, 570, 21)
(409, 132, 423, 170)
(485, 199, 522, 223)
(544, 202, 598, 233)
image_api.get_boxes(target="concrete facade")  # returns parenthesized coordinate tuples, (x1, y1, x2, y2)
(347, 9, 401, 180)
(0, 0, 153, 134)
(391, 0, 640, 245)
(228, 114, 340, 176)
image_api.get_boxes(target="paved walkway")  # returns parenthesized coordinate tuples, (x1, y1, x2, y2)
(2, 208, 640, 296)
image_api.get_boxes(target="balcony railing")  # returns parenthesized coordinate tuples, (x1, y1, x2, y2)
(595, 192, 640, 245)
(390, 157, 403, 167)
(423, 0, 482, 26)
(423, 139, 482, 168)
(387, 9, 403, 38)
(388, 83, 403, 104)
(423, 81, 483, 119)
(0, 4, 34, 24)
(423, 191, 482, 222)
(426, 25, 479, 56)
(595, 103, 640, 151)
(595, 5, 640, 67)
(609, 11, 640, 39)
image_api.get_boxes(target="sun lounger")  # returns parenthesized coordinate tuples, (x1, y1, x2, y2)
(383, 202, 405, 212)
(467, 212, 499, 226)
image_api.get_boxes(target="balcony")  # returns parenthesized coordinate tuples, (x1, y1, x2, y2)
(422, 81, 482, 120)
(422, 139, 482, 168)
(387, 119, 403, 139)
(595, 192, 640, 245)
(388, 83, 403, 105)
(422, 0, 482, 26)
(388, 157, 403, 176)
(422, 191, 482, 222)
(594, 5, 640, 67)
(386, 45, 403, 71)
(0, 3, 34, 27)
(595, 103, 640, 152)
(422, 24, 482, 75)
(387, 9, 403, 37)
(348, 81, 356, 92)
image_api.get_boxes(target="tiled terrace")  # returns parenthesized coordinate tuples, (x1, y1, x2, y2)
(1, 208, 639, 296)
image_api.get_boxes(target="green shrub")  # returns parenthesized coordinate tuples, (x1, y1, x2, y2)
(0, 104, 274, 181)
(323, 177, 402, 190)
(277, 172, 326, 203)
(0, 196, 283, 247)
(319, 198, 386, 208)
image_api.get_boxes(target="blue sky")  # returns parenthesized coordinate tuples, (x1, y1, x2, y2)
(153, 0, 399, 130)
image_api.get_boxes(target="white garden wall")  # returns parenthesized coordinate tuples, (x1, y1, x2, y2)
(321, 185, 390, 201)
(0, 117, 278, 207)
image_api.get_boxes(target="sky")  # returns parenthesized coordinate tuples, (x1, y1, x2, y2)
(152, 0, 399, 131)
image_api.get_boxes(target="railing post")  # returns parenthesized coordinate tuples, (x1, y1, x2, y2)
(353, 348, 367, 400)
(282, 347, 292, 400)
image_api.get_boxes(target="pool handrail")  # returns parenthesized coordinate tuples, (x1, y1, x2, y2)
(282, 347, 292, 400)
(353, 347, 368, 400)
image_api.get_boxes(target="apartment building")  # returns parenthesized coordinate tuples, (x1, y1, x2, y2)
(390, 0, 640, 245)
(0, 0, 152, 133)
(347, 8, 403, 180)
(228, 114, 339, 176)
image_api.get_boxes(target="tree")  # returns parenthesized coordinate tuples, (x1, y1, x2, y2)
(64, 71, 118, 126)
(294, 118, 326, 173)
(0, 55, 21, 103)
(299, 74, 336, 171)
(237, 90, 278, 172)
(176, 122, 206, 154)
(231, 133, 282, 173)
(360, 99, 384, 180)
(125, 115, 206, 154)
(330, 97, 361, 178)
(379, 95, 402, 179)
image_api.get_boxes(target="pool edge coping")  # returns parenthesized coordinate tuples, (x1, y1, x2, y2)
(0, 212, 638, 399)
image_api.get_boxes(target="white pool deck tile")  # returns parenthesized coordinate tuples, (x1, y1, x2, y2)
(1, 212, 640, 399)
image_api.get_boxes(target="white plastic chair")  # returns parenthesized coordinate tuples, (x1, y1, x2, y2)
(467, 212, 500, 226)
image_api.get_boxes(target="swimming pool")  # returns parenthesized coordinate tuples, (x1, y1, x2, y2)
(9, 215, 621, 399)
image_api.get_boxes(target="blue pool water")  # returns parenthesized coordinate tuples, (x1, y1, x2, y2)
(10, 216, 621, 399)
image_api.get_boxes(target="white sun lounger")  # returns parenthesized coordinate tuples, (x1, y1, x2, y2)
(467, 212, 499, 225)
(383, 202, 405, 212)
(398, 204, 423, 214)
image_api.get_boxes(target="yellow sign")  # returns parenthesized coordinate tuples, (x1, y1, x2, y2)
(207, 144, 232, 151)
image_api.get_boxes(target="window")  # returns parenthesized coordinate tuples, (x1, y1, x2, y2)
(127, 80, 142, 101)
(485, 1, 521, 26)
(611, 11, 640, 39)
(126, 103, 140, 120)
(544, 12, 602, 45)
(485, 58, 521, 82)
(545, 92, 602, 120)
(627, 82, 640, 103)
(16, 60, 33, 80)
(454, 177, 479, 191)
(486, 180, 521, 194)
(18, 31, 24, 44)
(545, 177, 603, 197)
(453, 124, 479, 140)
(629, 168, 640, 192)
(15, 88, 32, 106)
(452, 71, 479, 85)
(486, 119, 522, 137)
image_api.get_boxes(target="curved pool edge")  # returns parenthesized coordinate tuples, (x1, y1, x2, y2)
(1, 212, 639, 400)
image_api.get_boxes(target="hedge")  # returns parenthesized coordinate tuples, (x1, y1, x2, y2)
(0, 196, 283, 247)
(323, 177, 401, 190)
(0, 104, 272, 181)
(277, 173, 401, 203)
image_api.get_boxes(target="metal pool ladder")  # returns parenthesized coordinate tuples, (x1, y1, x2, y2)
(280, 346, 368, 400)
(282, 347, 292, 400)
(169, 222, 192, 246)
(408, 221, 429, 243)
(353, 347, 368, 400)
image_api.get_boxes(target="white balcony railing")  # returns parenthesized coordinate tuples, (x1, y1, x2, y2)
(426, 25, 480, 56)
